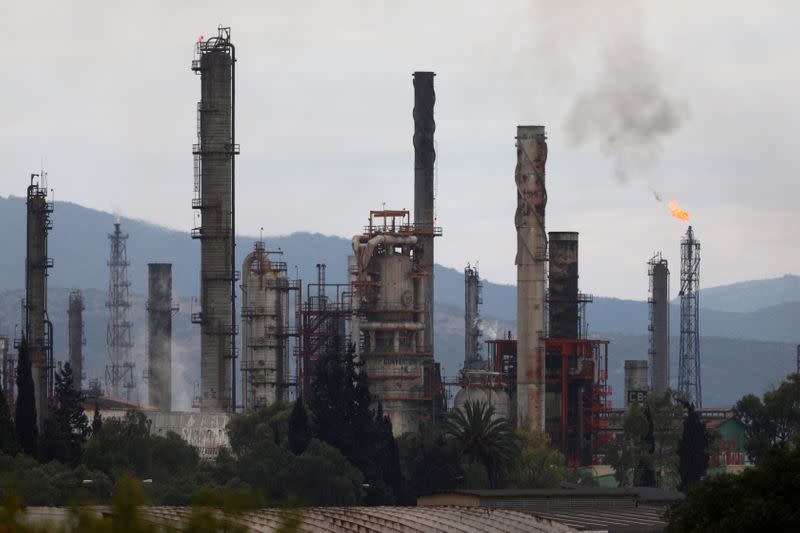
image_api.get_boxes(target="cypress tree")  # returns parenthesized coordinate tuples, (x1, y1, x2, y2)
(40, 362, 89, 465)
(92, 399, 103, 436)
(678, 401, 710, 492)
(288, 395, 310, 455)
(14, 337, 38, 458)
(0, 382, 18, 454)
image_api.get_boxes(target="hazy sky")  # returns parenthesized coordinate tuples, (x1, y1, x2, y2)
(1, 1, 797, 299)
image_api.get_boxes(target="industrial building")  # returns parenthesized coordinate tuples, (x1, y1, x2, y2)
(351, 210, 444, 434)
(191, 27, 239, 412)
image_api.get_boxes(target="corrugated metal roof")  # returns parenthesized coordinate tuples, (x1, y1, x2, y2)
(144, 506, 578, 532)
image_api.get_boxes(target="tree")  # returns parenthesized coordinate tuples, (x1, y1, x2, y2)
(665, 446, 800, 532)
(0, 383, 18, 455)
(288, 396, 310, 455)
(508, 431, 566, 489)
(677, 401, 709, 492)
(637, 404, 657, 487)
(734, 374, 800, 464)
(14, 337, 37, 458)
(40, 362, 90, 465)
(445, 400, 518, 488)
(398, 430, 462, 502)
(309, 339, 401, 504)
(91, 400, 103, 436)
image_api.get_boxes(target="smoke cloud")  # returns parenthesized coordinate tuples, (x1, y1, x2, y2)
(564, 37, 688, 182)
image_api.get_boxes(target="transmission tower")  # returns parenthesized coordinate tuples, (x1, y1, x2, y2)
(678, 226, 701, 406)
(105, 219, 136, 399)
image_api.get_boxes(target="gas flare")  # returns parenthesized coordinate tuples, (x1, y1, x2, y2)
(668, 200, 689, 223)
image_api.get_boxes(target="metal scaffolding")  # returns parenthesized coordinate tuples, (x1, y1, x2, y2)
(678, 226, 701, 407)
(106, 220, 136, 400)
(68, 290, 85, 392)
(464, 264, 483, 369)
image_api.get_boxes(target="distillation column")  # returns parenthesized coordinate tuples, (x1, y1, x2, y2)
(191, 28, 238, 411)
(68, 290, 84, 391)
(413, 71, 436, 356)
(515, 126, 548, 432)
(240, 242, 290, 410)
(24, 174, 53, 430)
(464, 264, 482, 369)
(148, 264, 173, 411)
(648, 255, 670, 395)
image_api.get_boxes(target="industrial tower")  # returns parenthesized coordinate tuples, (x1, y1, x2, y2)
(678, 226, 701, 406)
(148, 263, 176, 411)
(106, 220, 136, 399)
(68, 290, 85, 392)
(464, 264, 483, 370)
(21, 172, 54, 430)
(515, 126, 548, 432)
(191, 27, 239, 412)
(648, 254, 670, 395)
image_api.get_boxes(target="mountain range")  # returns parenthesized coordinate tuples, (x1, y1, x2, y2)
(0, 195, 797, 409)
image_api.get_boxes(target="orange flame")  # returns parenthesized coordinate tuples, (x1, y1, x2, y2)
(668, 200, 689, 224)
(198, 35, 204, 43)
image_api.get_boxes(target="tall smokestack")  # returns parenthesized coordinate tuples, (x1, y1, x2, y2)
(191, 28, 238, 412)
(148, 263, 173, 411)
(68, 290, 84, 391)
(648, 254, 670, 395)
(515, 126, 547, 432)
(413, 71, 436, 355)
(548, 232, 579, 340)
(24, 173, 53, 431)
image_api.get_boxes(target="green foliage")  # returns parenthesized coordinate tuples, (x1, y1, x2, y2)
(14, 337, 38, 458)
(397, 430, 462, 502)
(507, 431, 566, 489)
(677, 401, 710, 492)
(91, 400, 102, 436)
(0, 452, 111, 505)
(665, 446, 800, 532)
(288, 396, 310, 455)
(734, 373, 800, 464)
(40, 363, 90, 465)
(445, 400, 518, 488)
(309, 340, 401, 504)
(0, 382, 18, 455)
(606, 391, 682, 487)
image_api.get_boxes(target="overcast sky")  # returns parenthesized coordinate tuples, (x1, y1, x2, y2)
(1, 1, 797, 299)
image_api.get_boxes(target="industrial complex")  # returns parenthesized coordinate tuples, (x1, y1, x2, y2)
(1, 26, 712, 466)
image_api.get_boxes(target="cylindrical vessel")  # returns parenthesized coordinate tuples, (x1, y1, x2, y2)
(515, 125, 547, 432)
(624, 360, 649, 407)
(650, 258, 670, 395)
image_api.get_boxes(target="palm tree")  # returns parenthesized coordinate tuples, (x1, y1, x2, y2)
(446, 400, 518, 487)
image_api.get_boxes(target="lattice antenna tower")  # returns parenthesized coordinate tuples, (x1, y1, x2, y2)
(105, 219, 136, 399)
(678, 226, 701, 406)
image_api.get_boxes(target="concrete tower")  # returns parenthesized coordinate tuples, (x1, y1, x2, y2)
(515, 126, 547, 432)
(67, 290, 84, 391)
(148, 263, 173, 411)
(413, 71, 436, 357)
(191, 27, 238, 411)
(648, 254, 670, 395)
(23, 173, 54, 430)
